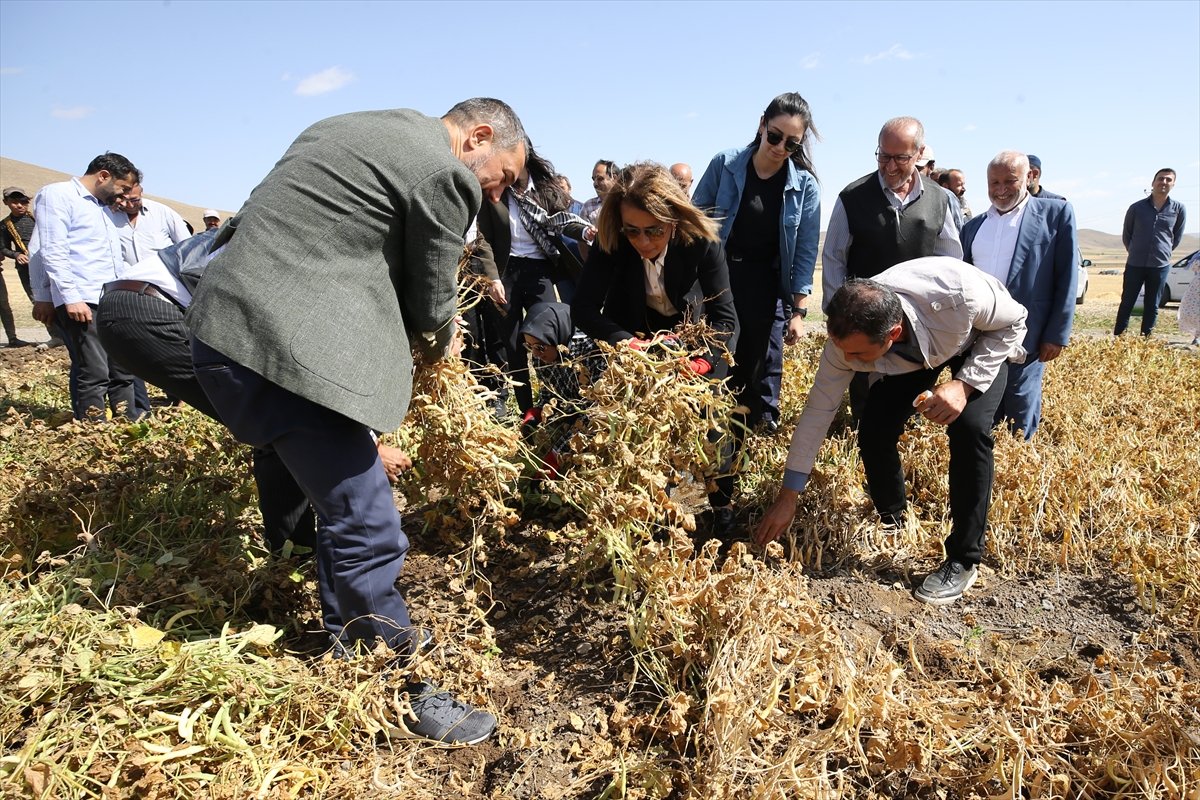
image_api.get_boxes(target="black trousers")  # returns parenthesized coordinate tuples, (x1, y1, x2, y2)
(727, 254, 784, 427)
(56, 303, 139, 420)
(857, 356, 1008, 567)
(484, 256, 560, 413)
(97, 289, 315, 550)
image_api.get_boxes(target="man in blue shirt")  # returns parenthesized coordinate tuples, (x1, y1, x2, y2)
(1114, 168, 1188, 336)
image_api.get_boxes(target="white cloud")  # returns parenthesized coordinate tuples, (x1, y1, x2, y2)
(51, 106, 96, 120)
(682, 111, 699, 118)
(800, 53, 820, 69)
(0, 67, 25, 75)
(964, 123, 977, 131)
(1093, 171, 1110, 179)
(1068, 189, 1114, 199)
(1190, 160, 1200, 168)
(281, 72, 291, 80)
(861, 44, 918, 64)
(295, 66, 356, 96)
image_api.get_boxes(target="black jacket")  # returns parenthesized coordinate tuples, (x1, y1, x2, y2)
(470, 192, 585, 283)
(571, 235, 738, 368)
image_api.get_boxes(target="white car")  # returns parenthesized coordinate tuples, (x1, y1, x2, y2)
(1076, 258, 1090, 305)
(1134, 249, 1196, 309)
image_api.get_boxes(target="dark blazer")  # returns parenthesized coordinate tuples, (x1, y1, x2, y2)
(961, 196, 1078, 353)
(571, 235, 738, 368)
(469, 191, 586, 283)
(187, 110, 479, 432)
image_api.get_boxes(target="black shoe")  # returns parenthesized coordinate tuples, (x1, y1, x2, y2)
(388, 682, 497, 746)
(4, 338, 32, 348)
(712, 506, 736, 539)
(764, 419, 779, 433)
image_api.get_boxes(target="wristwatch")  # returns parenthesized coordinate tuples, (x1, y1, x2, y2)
(792, 307, 808, 319)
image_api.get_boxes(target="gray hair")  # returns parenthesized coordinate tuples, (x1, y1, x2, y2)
(989, 150, 1030, 174)
(879, 117, 925, 152)
(443, 97, 527, 153)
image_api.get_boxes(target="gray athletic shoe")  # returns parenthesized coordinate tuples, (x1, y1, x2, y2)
(914, 560, 977, 606)
(391, 682, 497, 746)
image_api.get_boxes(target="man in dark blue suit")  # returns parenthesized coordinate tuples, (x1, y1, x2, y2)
(962, 151, 1077, 439)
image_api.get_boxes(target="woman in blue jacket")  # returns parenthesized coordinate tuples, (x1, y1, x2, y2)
(692, 92, 821, 432)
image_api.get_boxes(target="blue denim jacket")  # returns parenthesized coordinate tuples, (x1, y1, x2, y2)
(692, 146, 821, 297)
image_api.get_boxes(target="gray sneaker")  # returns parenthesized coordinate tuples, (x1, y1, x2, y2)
(390, 682, 497, 746)
(914, 560, 977, 606)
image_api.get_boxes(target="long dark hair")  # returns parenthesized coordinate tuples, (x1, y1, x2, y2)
(747, 92, 820, 180)
(523, 139, 571, 214)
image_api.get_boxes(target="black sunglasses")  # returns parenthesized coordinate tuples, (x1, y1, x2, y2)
(765, 128, 803, 153)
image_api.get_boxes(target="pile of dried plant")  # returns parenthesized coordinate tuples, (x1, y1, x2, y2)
(3, 305, 1199, 798)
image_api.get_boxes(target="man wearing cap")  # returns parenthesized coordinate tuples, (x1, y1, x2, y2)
(1026, 156, 1065, 201)
(29, 154, 144, 419)
(962, 151, 1078, 439)
(1, 187, 35, 346)
(822, 117, 963, 421)
(202, 210, 221, 230)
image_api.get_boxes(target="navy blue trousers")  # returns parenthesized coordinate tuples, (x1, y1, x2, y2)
(727, 255, 785, 427)
(191, 337, 416, 654)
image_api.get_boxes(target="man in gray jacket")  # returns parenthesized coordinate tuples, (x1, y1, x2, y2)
(755, 257, 1028, 606)
(186, 98, 526, 746)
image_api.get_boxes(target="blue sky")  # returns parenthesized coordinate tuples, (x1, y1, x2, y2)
(1, 0, 1197, 235)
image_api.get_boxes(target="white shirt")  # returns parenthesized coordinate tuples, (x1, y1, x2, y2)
(821, 172, 963, 310)
(642, 241, 679, 317)
(506, 181, 546, 260)
(109, 198, 191, 265)
(28, 177, 123, 306)
(969, 192, 1032, 285)
(114, 250, 194, 307)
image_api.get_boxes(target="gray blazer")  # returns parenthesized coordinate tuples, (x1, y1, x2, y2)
(186, 109, 481, 432)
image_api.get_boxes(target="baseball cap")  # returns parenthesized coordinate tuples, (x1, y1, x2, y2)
(2, 187, 30, 200)
(916, 144, 936, 167)
(1027, 155, 1042, 170)
(202, 209, 220, 219)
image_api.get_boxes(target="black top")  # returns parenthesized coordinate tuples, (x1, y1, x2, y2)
(570, 236, 739, 369)
(1, 213, 35, 259)
(726, 160, 786, 262)
(838, 173, 946, 279)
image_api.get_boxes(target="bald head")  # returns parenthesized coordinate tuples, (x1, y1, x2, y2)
(876, 116, 925, 191)
(670, 163, 693, 194)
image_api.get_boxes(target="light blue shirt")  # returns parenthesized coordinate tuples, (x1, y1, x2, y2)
(29, 177, 123, 306)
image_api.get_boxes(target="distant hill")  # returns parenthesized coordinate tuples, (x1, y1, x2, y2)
(0, 157, 234, 229)
(1077, 228, 1198, 258)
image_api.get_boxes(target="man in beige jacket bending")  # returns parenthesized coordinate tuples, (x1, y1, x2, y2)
(756, 256, 1027, 606)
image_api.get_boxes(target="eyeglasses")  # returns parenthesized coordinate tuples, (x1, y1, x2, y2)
(876, 149, 917, 167)
(621, 224, 669, 241)
(765, 128, 803, 154)
(524, 341, 555, 355)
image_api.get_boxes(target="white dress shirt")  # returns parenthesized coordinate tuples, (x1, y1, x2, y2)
(109, 198, 191, 265)
(821, 172, 964, 310)
(969, 193, 1032, 285)
(642, 241, 679, 317)
(113, 250, 194, 307)
(28, 177, 122, 306)
(506, 181, 547, 259)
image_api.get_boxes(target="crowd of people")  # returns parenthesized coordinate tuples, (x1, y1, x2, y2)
(0, 91, 1193, 747)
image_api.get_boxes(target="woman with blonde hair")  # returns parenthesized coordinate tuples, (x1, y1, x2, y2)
(571, 161, 739, 537)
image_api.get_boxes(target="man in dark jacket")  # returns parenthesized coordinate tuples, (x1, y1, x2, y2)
(186, 98, 527, 746)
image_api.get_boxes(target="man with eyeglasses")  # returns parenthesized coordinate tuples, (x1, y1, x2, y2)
(821, 117, 963, 422)
(579, 160, 617, 262)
